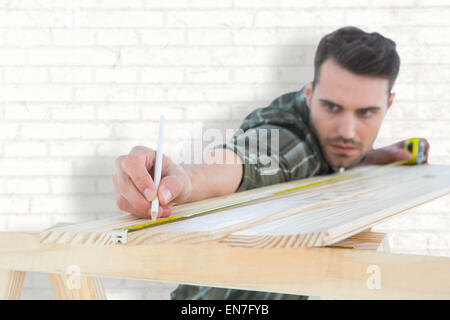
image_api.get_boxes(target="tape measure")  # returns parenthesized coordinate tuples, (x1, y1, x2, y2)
(110, 138, 427, 244)
(403, 137, 427, 165)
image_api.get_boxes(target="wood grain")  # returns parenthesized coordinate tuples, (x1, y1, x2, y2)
(0, 269, 26, 300)
(41, 164, 450, 248)
(0, 232, 449, 299)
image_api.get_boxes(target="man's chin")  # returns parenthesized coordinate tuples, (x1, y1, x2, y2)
(327, 155, 362, 169)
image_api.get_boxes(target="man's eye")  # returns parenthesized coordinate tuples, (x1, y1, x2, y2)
(359, 109, 374, 116)
(327, 103, 338, 111)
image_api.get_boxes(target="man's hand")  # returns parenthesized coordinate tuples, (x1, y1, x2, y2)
(112, 146, 192, 218)
(359, 138, 430, 166)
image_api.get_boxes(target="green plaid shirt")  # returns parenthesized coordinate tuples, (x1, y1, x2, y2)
(171, 85, 340, 300)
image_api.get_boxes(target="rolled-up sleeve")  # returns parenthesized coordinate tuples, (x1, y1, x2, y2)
(219, 124, 317, 192)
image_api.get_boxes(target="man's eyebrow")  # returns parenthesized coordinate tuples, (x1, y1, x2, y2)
(318, 99, 382, 110)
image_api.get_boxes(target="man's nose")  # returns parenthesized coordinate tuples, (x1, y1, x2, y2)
(337, 113, 356, 140)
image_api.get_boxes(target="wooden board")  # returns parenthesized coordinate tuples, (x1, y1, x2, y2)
(40, 164, 450, 248)
(0, 232, 449, 299)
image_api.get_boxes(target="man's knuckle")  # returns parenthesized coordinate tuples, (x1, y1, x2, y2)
(116, 197, 127, 210)
(121, 155, 139, 172)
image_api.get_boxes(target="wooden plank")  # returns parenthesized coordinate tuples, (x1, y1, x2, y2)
(0, 233, 449, 299)
(0, 269, 26, 300)
(326, 229, 386, 250)
(40, 164, 450, 248)
(49, 274, 106, 300)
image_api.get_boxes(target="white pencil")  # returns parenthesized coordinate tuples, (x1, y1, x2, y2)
(150, 115, 165, 221)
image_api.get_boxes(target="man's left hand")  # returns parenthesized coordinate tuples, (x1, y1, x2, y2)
(358, 138, 430, 166)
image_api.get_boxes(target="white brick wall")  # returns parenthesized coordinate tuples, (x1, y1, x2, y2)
(1, 0, 449, 300)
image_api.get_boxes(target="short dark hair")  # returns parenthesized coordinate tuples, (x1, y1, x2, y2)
(313, 26, 400, 93)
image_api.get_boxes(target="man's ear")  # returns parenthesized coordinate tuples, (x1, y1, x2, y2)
(387, 92, 395, 110)
(305, 82, 313, 108)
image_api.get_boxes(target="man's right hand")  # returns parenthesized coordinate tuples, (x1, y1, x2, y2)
(112, 146, 193, 219)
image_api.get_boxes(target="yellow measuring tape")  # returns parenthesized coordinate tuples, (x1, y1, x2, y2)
(110, 138, 426, 244)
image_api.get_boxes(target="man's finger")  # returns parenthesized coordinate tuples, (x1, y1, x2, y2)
(117, 171, 151, 213)
(157, 175, 184, 206)
(119, 151, 156, 201)
(395, 149, 413, 162)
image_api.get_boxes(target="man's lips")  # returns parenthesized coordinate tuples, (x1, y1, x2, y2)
(330, 144, 357, 153)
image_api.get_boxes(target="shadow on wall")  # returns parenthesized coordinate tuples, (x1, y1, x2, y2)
(68, 31, 323, 222)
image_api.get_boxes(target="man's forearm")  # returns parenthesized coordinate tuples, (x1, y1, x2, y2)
(181, 148, 243, 203)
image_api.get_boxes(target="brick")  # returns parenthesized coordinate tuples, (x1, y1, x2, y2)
(7, 215, 54, 231)
(97, 177, 115, 193)
(417, 213, 448, 230)
(22, 123, 112, 139)
(0, 49, 26, 65)
(279, 66, 314, 83)
(166, 85, 255, 102)
(96, 140, 137, 157)
(186, 103, 231, 120)
(4, 67, 48, 83)
(6, 178, 49, 194)
(187, 30, 233, 46)
(2, 0, 97, 8)
(0, 196, 29, 213)
(235, 67, 278, 83)
(325, 0, 369, 7)
(97, 104, 140, 120)
(235, 0, 279, 8)
(141, 30, 185, 45)
(190, 0, 232, 8)
(233, 29, 279, 45)
(0, 159, 72, 176)
(79, 11, 164, 28)
(29, 48, 118, 65)
(418, 0, 450, 5)
(49, 141, 97, 157)
(399, 46, 450, 65)
(6, 29, 50, 46)
(52, 106, 96, 120)
(73, 158, 115, 176)
(0, 122, 19, 139)
(114, 122, 159, 139)
(209, 47, 305, 66)
(141, 105, 184, 120)
(94, 68, 139, 83)
(50, 67, 93, 83)
(97, 0, 144, 8)
(388, 232, 429, 250)
(140, 67, 184, 83)
(121, 48, 210, 65)
(31, 195, 117, 213)
(371, 0, 417, 6)
(52, 30, 96, 46)
(0, 85, 72, 101)
(347, 8, 450, 27)
(4, 142, 48, 157)
(51, 177, 96, 194)
(185, 67, 229, 83)
(2, 102, 50, 120)
(255, 10, 346, 27)
(143, 0, 189, 8)
(75, 85, 165, 102)
(96, 30, 140, 46)
(166, 11, 253, 28)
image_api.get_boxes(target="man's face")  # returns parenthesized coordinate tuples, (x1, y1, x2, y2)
(305, 58, 395, 169)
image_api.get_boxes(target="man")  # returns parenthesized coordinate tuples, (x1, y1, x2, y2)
(112, 26, 429, 299)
